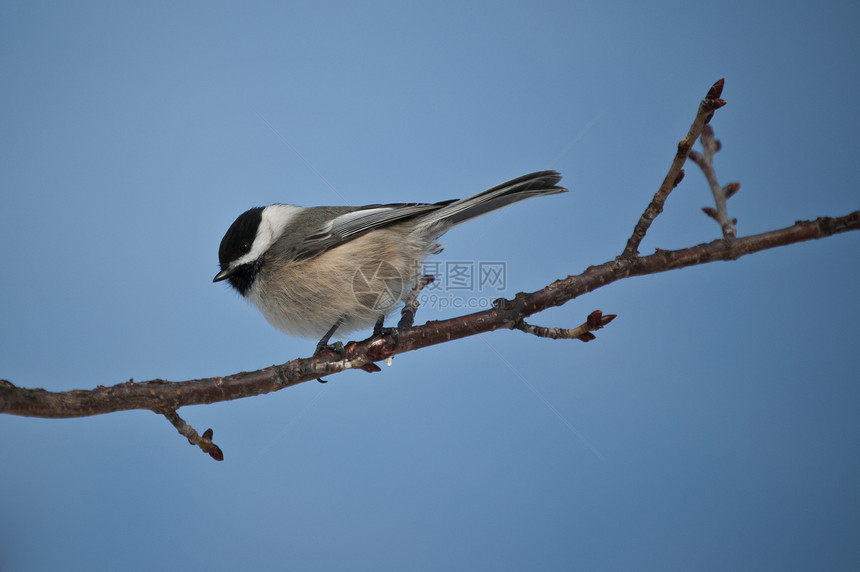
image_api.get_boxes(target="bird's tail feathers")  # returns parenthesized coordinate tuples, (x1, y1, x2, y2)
(420, 170, 567, 228)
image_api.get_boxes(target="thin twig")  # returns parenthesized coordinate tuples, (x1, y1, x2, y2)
(688, 125, 739, 239)
(399, 275, 435, 329)
(516, 310, 617, 342)
(620, 78, 727, 259)
(161, 409, 224, 461)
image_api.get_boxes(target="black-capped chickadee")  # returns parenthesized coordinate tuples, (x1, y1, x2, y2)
(214, 171, 567, 350)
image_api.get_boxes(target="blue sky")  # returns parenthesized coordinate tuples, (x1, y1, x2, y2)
(1, 1, 859, 570)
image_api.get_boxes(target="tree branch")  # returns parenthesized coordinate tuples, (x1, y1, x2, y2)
(2, 211, 857, 421)
(2, 78, 857, 462)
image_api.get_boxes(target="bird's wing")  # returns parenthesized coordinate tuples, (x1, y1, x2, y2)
(292, 201, 454, 261)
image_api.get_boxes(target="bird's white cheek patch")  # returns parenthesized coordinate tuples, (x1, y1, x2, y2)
(233, 204, 302, 268)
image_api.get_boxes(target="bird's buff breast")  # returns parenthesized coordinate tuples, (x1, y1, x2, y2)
(247, 228, 428, 339)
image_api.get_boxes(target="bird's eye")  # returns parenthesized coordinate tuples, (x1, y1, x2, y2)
(240, 242, 251, 253)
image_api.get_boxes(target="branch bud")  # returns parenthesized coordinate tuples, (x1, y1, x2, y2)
(702, 207, 718, 220)
(707, 78, 725, 99)
(724, 182, 741, 199)
(209, 445, 224, 461)
(586, 310, 604, 328)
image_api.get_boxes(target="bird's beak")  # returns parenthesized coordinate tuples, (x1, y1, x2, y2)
(213, 268, 233, 283)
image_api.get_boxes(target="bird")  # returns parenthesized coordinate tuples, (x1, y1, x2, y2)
(214, 170, 567, 353)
